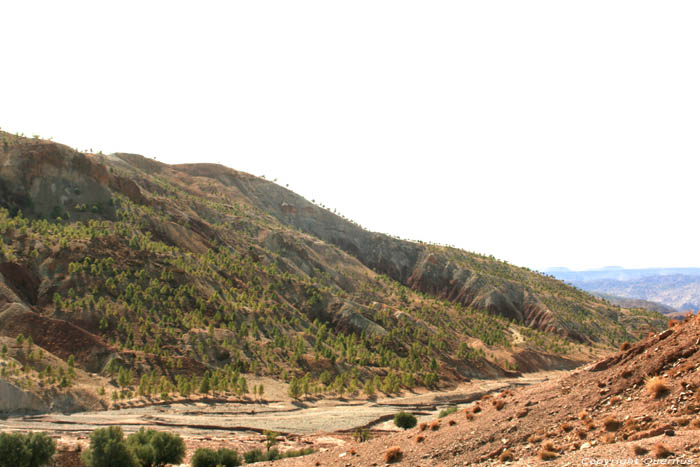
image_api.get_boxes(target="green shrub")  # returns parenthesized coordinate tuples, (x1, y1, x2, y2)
(126, 428, 185, 467)
(353, 428, 371, 442)
(438, 406, 458, 418)
(0, 432, 56, 467)
(243, 448, 264, 463)
(217, 448, 242, 467)
(191, 447, 241, 467)
(393, 411, 417, 430)
(82, 427, 138, 467)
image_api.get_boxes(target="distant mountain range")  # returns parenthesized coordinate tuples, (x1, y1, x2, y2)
(547, 267, 700, 313)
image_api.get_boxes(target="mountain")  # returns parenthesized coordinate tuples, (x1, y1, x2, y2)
(0, 131, 664, 412)
(593, 293, 678, 316)
(548, 267, 700, 312)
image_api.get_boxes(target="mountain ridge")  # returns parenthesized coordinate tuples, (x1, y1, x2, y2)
(0, 131, 664, 413)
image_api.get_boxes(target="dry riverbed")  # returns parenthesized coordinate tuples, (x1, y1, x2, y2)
(0, 372, 562, 464)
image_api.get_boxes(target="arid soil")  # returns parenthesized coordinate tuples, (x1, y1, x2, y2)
(260, 314, 700, 466)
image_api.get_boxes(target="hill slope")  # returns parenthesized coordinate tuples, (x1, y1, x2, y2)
(282, 312, 700, 465)
(0, 131, 664, 411)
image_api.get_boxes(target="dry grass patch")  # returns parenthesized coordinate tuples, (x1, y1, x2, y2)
(541, 441, 557, 452)
(674, 416, 690, 427)
(538, 450, 557, 461)
(499, 449, 513, 462)
(653, 443, 672, 459)
(633, 445, 649, 455)
(603, 416, 622, 432)
(645, 376, 670, 399)
(384, 446, 403, 463)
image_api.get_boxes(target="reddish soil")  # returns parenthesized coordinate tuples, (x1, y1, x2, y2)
(265, 314, 700, 465)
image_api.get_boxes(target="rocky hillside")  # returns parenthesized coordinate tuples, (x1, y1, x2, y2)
(0, 131, 664, 412)
(280, 312, 700, 465)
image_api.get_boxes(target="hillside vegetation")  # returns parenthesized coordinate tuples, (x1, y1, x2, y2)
(0, 131, 664, 411)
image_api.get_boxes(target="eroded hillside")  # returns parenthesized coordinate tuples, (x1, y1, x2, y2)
(0, 131, 664, 412)
(277, 312, 700, 466)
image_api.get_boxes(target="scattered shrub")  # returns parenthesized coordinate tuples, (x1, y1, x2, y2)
(243, 449, 263, 464)
(516, 408, 528, 418)
(633, 445, 649, 455)
(620, 342, 630, 351)
(575, 429, 587, 440)
(493, 400, 505, 410)
(625, 419, 640, 432)
(541, 441, 556, 452)
(448, 419, 456, 426)
(438, 406, 457, 418)
(242, 447, 312, 463)
(527, 434, 543, 443)
(465, 411, 474, 421)
(603, 417, 622, 432)
(384, 446, 402, 463)
(645, 376, 669, 399)
(415, 434, 425, 443)
(653, 443, 672, 459)
(690, 418, 700, 429)
(0, 432, 56, 467)
(674, 416, 690, 427)
(499, 449, 513, 462)
(418, 422, 428, 431)
(126, 428, 185, 467)
(353, 428, 371, 442)
(578, 410, 588, 420)
(191, 448, 241, 467)
(472, 405, 481, 414)
(82, 427, 137, 467)
(393, 411, 417, 430)
(538, 450, 557, 461)
(429, 420, 440, 431)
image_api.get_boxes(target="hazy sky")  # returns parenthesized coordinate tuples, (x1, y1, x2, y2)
(3, 1, 699, 271)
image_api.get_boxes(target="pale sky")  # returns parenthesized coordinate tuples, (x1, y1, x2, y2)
(2, 1, 699, 271)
